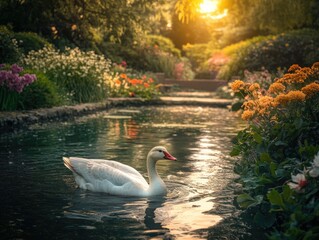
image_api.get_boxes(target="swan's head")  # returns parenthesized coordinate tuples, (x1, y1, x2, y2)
(148, 146, 177, 162)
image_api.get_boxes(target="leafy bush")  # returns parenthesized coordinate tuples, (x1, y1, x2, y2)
(219, 29, 319, 80)
(145, 35, 181, 58)
(14, 32, 52, 54)
(19, 71, 62, 109)
(137, 46, 178, 78)
(0, 26, 22, 64)
(22, 46, 112, 103)
(230, 62, 319, 238)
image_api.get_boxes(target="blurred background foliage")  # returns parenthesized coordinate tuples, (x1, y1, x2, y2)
(1, 0, 319, 80)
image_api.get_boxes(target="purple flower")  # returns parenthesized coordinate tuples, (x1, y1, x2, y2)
(11, 64, 23, 74)
(0, 64, 37, 93)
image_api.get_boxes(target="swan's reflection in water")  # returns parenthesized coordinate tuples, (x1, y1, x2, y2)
(64, 181, 222, 239)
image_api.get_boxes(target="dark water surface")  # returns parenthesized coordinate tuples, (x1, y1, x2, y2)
(0, 106, 263, 240)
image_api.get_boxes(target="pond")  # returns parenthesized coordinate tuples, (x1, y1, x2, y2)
(0, 106, 264, 240)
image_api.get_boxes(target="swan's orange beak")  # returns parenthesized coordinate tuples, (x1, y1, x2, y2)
(163, 151, 177, 161)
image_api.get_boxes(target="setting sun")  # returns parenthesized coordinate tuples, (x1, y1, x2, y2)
(199, 0, 228, 19)
(199, 0, 218, 14)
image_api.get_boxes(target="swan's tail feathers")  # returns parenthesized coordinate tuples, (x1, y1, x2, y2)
(63, 157, 76, 173)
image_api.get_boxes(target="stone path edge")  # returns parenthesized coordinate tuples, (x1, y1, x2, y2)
(0, 97, 232, 132)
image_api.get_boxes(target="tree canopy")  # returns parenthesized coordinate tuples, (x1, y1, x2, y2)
(0, 0, 170, 49)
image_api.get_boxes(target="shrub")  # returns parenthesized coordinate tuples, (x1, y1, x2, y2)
(219, 29, 319, 80)
(22, 46, 112, 103)
(230, 62, 319, 238)
(139, 46, 178, 78)
(145, 35, 181, 58)
(19, 71, 62, 109)
(14, 32, 52, 54)
(0, 26, 22, 64)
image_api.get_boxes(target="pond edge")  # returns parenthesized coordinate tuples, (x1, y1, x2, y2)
(0, 97, 232, 132)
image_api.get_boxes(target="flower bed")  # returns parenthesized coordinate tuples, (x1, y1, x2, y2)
(0, 64, 36, 110)
(230, 62, 319, 239)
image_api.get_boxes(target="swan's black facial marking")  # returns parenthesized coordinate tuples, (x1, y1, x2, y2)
(158, 150, 163, 153)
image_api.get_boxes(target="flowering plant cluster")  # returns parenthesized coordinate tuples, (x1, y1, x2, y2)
(231, 62, 319, 239)
(23, 46, 111, 103)
(106, 73, 159, 100)
(0, 64, 36, 93)
(0, 64, 37, 111)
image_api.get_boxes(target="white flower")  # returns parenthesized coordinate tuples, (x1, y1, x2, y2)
(312, 152, 319, 167)
(287, 173, 307, 192)
(309, 152, 319, 178)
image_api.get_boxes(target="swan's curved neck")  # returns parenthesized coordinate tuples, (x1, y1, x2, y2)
(146, 156, 167, 195)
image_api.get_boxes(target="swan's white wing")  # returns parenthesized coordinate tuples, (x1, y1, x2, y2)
(65, 157, 148, 188)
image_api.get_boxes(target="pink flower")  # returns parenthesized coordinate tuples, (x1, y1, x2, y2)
(287, 173, 307, 192)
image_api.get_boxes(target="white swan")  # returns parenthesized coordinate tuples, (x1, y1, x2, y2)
(63, 146, 177, 197)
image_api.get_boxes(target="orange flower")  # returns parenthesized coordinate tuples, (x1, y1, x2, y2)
(274, 91, 305, 105)
(115, 79, 121, 85)
(120, 73, 127, 79)
(243, 100, 255, 110)
(248, 83, 260, 92)
(268, 82, 285, 94)
(311, 62, 319, 72)
(129, 79, 141, 85)
(144, 82, 150, 88)
(301, 82, 319, 98)
(288, 64, 301, 72)
(241, 110, 255, 121)
(230, 80, 245, 92)
(148, 78, 154, 83)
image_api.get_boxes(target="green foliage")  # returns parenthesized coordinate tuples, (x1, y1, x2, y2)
(0, 0, 171, 53)
(19, 71, 62, 109)
(0, 86, 19, 111)
(14, 32, 52, 54)
(0, 26, 22, 64)
(219, 29, 319, 80)
(145, 35, 181, 58)
(220, 0, 315, 34)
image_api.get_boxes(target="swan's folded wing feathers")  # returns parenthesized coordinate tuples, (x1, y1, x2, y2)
(68, 157, 148, 187)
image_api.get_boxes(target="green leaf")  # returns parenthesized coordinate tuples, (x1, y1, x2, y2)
(260, 152, 271, 162)
(282, 184, 294, 203)
(231, 101, 243, 111)
(253, 211, 276, 229)
(275, 141, 288, 146)
(267, 189, 285, 210)
(230, 145, 241, 156)
(270, 162, 277, 177)
(253, 132, 263, 144)
(236, 193, 258, 209)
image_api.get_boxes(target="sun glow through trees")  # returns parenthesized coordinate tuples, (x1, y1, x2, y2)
(199, 0, 228, 20)
(199, 0, 218, 14)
